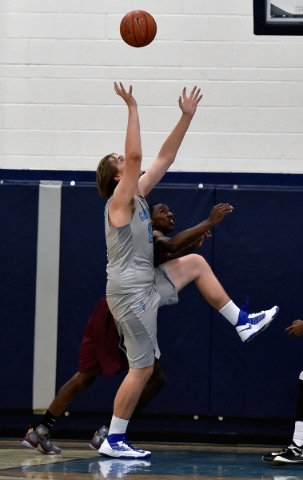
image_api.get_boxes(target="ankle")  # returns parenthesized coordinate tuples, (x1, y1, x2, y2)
(235, 310, 248, 327)
(107, 433, 125, 443)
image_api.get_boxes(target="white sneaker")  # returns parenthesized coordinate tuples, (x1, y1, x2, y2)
(236, 306, 279, 342)
(89, 459, 151, 478)
(98, 436, 151, 459)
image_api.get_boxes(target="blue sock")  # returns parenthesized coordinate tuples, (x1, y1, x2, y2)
(235, 310, 248, 327)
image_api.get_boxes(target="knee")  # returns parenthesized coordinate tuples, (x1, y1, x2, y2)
(75, 372, 97, 389)
(144, 364, 154, 380)
(133, 364, 154, 384)
(187, 254, 209, 276)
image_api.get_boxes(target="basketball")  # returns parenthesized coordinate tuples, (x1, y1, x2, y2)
(120, 10, 157, 48)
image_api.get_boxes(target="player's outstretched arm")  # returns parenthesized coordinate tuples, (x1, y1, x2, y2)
(139, 86, 203, 196)
(109, 82, 142, 227)
(285, 319, 303, 337)
(153, 203, 233, 255)
(164, 231, 211, 260)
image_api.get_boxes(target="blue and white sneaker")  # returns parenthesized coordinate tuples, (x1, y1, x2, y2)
(236, 306, 279, 342)
(89, 459, 151, 477)
(98, 434, 151, 459)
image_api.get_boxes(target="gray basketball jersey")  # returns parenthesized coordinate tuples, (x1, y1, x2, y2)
(105, 195, 154, 294)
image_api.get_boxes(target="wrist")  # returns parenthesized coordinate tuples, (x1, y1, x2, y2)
(181, 111, 194, 120)
(128, 102, 137, 110)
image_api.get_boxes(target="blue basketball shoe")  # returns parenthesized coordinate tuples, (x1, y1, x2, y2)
(89, 459, 151, 477)
(99, 434, 151, 459)
(236, 306, 279, 342)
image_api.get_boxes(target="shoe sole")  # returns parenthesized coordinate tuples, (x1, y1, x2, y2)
(262, 458, 284, 465)
(22, 440, 37, 450)
(99, 451, 151, 459)
(244, 306, 280, 343)
(22, 439, 60, 455)
(263, 455, 303, 465)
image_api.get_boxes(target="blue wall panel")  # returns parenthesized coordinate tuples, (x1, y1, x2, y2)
(0, 184, 38, 409)
(146, 186, 215, 414)
(56, 185, 121, 413)
(56, 185, 215, 415)
(210, 186, 303, 418)
(2, 181, 303, 426)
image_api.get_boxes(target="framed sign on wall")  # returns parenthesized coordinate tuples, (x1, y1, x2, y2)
(254, 0, 303, 35)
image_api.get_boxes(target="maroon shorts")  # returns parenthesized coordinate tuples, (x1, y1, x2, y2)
(78, 296, 129, 377)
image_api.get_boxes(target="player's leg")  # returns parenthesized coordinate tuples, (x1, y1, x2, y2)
(99, 291, 159, 459)
(22, 299, 104, 454)
(91, 359, 165, 451)
(163, 254, 279, 342)
(263, 371, 303, 465)
(114, 365, 154, 420)
(48, 372, 97, 417)
(134, 359, 166, 414)
(22, 371, 97, 454)
(293, 372, 303, 448)
(99, 365, 154, 459)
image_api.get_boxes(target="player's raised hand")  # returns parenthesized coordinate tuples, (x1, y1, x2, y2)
(194, 231, 212, 249)
(285, 319, 303, 337)
(178, 86, 203, 117)
(114, 82, 137, 107)
(209, 203, 234, 225)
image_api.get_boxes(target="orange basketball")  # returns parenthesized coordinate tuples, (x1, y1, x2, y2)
(120, 10, 157, 48)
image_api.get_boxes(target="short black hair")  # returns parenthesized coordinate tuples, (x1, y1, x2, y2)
(148, 202, 162, 217)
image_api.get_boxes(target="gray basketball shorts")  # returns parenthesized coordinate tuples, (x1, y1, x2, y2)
(106, 264, 178, 369)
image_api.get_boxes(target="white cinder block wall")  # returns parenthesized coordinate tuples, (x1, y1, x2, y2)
(1, 0, 303, 174)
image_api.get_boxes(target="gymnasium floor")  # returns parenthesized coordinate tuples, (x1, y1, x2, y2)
(1, 440, 302, 480)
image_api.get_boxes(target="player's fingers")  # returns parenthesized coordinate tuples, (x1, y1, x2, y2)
(114, 84, 121, 96)
(193, 87, 201, 99)
(190, 86, 197, 98)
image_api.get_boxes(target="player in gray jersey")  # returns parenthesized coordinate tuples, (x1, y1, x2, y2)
(105, 195, 154, 295)
(96, 82, 279, 459)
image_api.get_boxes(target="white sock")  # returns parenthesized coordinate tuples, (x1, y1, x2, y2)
(219, 300, 240, 326)
(293, 421, 303, 447)
(108, 415, 129, 435)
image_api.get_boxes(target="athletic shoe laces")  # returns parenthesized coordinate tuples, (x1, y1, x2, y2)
(110, 439, 144, 453)
(289, 444, 303, 456)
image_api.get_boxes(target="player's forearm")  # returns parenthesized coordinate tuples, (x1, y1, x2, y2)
(163, 220, 214, 253)
(168, 243, 197, 259)
(157, 113, 192, 164)
(125, 105, 142, 161)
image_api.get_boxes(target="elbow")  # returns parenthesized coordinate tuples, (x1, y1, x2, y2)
(167, 242, 178, 254)
(129, 152, 142, 163)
